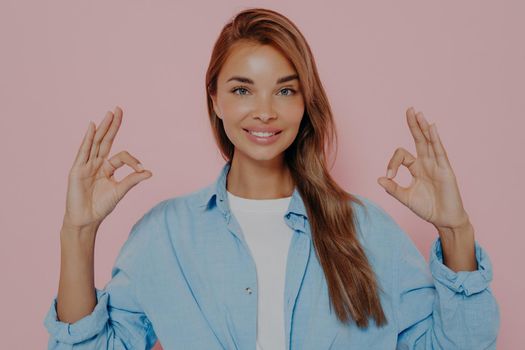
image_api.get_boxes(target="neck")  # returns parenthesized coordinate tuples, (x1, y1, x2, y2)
(226, 154, 294, 199)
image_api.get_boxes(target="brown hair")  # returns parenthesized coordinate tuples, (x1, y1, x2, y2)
(204, 7, 387, 328)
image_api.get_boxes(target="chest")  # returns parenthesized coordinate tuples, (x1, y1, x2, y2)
(136, 211, 397, 349)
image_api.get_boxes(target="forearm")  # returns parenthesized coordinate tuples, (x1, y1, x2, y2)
(436, 221, 477, 272)
(397, 223, 499, 349)
(56, 221, 99, 323)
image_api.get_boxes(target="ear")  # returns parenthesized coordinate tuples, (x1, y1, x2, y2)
(210, 94, 222, 120)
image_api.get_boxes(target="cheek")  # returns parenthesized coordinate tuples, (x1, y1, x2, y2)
(282, 101, 305, 127)
(220, 94, 251, 117)
(280, 95, 304, 114)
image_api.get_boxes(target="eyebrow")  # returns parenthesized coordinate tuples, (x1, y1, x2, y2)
(225, 74, 299, 85)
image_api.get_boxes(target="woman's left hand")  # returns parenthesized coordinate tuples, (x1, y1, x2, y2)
(377, 107, 471, 233)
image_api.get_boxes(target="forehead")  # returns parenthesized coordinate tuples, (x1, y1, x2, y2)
(218, 42, 297, 83)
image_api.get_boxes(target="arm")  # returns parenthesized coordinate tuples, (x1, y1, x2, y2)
(394, 224, 500, 349)
(44, 215, 158, 349)
(435, 221, 477, 272)
(373, 107, 500, 348)
(56, 221, 99, 324)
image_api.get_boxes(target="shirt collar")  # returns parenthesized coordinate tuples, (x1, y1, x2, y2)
(197, 161, 308, 220)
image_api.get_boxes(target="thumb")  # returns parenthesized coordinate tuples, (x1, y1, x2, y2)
(377, 176, 406, 203)
(116, 170, 153, 200)
(377, 176, 392, 189)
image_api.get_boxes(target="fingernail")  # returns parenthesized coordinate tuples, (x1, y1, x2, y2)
(387, 169, 393, 178)
(137, 163, 144, 171)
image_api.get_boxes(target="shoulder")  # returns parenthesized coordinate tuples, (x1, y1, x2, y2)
(346, 193, 424, 291)
(130, 183, 214, 236)
(115, 185, 209, 258)
(347, 193, 408, 252)
(350, 193, 395, 228)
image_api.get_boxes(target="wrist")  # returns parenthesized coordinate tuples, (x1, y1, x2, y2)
(433, 210, 472, 238)
(435, 221, 477, 272)
(435, 220, 474, 240)
(61, 214, 101, 234)
(60, 219, 100, 247)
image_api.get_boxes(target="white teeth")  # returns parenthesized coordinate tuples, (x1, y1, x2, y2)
(248, 130, 276, 137)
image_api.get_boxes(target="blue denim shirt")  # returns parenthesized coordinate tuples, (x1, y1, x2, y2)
(44, 161, 500, 349)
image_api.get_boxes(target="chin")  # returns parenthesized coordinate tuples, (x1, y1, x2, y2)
(237, 147, 285, 163)
(249, 152, 283, 162)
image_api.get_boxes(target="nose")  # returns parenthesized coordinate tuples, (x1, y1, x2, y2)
(253, 95, 277, 122)
(257, 114, 276, 122)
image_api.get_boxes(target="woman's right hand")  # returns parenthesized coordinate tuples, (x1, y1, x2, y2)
(62, 106, 153, 231)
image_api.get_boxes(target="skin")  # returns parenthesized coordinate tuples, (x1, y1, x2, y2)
(211, 41, 476, 272)
(210, 42, 305, 199)
(57, 43, 476, 324)
(377, 108, 477, 272)
(57, 106, 152, 323)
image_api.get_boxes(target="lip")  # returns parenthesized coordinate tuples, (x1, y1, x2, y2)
(243, 128, 282, 145)
(243, 127, 283, 133)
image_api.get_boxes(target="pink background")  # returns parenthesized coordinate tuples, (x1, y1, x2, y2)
(1, 1, 522, 348)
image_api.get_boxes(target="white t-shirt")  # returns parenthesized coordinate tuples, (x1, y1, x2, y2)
(227, 190, 293, 350)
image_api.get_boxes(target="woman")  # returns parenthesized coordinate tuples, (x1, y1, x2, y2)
(44, 7, 499, 350)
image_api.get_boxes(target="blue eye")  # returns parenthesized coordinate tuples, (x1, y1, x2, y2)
(278, 88, 296, 96)
(231, 87, 249, 95)
(230, 86, 297, 96)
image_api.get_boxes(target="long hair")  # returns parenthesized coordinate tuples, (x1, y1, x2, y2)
(204, 7, 387, 328)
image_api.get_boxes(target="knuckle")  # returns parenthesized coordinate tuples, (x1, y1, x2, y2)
(116, 150, 128, 158)
(115, 150, 139, 165)
(105, 158, 116, 168)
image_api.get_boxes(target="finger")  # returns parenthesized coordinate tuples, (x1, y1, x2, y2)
(415, 111, 436, 160)
(89, 111, 114, 162)
(377, 175, 410, 207)
(406, 107, 428, 158)
(101, 158, 117, 178)
(106, 150, 146, 177)
(429, 123, 450, 169)
(98, 106, 123, 159)
(115, 169, 153, 200)
(73, 121, 96, 166)
(386, 147, 417, 179)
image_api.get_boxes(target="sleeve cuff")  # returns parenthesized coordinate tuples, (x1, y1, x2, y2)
(429, 236, 494, 296)
(43, 288, 109, 344)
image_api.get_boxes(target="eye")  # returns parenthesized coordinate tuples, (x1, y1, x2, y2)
(278, 88, 296, 96)
(230, 86, 297, 96)
(231, 86, 250, 96)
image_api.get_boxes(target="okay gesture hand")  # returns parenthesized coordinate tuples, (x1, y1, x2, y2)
(377, 107, 471, 233)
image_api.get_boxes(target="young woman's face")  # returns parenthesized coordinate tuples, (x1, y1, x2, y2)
(211, 42, 305, 164)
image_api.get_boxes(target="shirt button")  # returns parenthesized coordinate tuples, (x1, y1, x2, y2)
(245, 287, 252, 295)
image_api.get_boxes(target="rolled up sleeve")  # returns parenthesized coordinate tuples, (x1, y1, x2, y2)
(396, 234, 500, 349)
(430, 236, 493, 296)
(43, 210, 160, 349)
(44, 288, 110, 345)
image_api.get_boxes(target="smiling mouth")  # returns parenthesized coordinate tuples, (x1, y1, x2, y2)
(243, 129, 283, 136)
